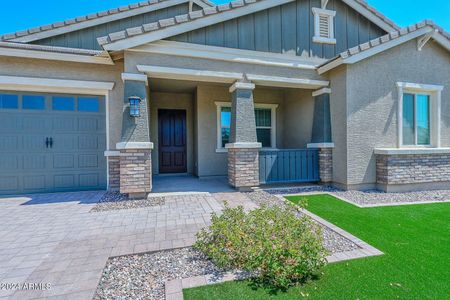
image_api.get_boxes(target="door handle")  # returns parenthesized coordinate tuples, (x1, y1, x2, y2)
(45, 137, 50, 148)
(49, 137, 53, 148)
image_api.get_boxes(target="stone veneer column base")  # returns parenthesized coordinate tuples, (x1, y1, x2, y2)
(376, 152, 450, 191)
(119, 149, 152, 197)
(318, 148, 333, 183)
(227, 147, 260, 190)
(107, 156, 120, 191)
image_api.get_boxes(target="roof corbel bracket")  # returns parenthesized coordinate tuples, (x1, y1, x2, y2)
(321, 0, 329, 9)
(417, 29, 437, 51)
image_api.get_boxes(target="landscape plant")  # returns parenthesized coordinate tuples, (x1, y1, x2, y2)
(194, 203, 327, 288)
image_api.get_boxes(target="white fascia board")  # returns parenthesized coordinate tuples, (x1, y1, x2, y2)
(192, 0, 213, 8)
(246, 74, 329, 89)
(312, 88, 331, 97)
(344, 27, 434, 64)
(130, 40, 323, 70)
(0, 75, 115, 95)
(137, 65, 243, 83)
(103, 0, 296, 51)
(0, 47, 114, 65)
(317, 57, 344, 75)
(431, 32, 450, 51)
(10, 0, 189, 43)
(341, 0, 397, 32)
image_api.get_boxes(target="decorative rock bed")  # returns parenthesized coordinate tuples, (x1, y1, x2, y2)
(264, 185, 450, 206)
(94, 247, 226, 300)
(90, 191, 165, 212)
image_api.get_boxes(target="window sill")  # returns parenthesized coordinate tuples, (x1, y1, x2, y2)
(313, 36, 336, 44)
(374, 148, 450, 155)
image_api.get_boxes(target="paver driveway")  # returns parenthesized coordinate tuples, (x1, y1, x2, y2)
(0, 191, 223, 299)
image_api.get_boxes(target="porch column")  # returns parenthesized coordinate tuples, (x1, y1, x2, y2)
(226, 81, 261, 191)
(117, 73, 153, 198)
(308, 88, 333, 183)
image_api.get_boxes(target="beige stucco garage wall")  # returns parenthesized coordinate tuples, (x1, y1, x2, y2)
(0, 56, 124, 150)
(344, 40, 450, 188)
(149, 91, 194, 175)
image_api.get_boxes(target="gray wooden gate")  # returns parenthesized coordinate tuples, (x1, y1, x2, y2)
(259, 149, 320, 184)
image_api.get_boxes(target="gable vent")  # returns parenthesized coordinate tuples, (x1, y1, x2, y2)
(312, 7, 336, 44)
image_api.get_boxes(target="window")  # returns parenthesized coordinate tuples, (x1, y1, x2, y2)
(312, 8, 336, 44)
(78, 97, 100, 112)
(52, 96, 75, 111)
(402, 93, 430, 145)
(397, 82, 443, 148)
(0, 94, 18, 109)
(216, 102, 278, 150)
(23, 95, 45, 110)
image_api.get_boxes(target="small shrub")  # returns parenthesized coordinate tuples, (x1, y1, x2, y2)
(194, 204, 327, 288)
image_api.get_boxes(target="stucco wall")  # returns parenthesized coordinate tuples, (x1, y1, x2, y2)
(345, 40, 450, 188)
(328, 65, 348, 186)
(149, 92, 194, 175)
(283, 89, 315, 148)
(124, 51, 326, 81)
(196, 84, 288, 177)
(0, 56, 124, 150)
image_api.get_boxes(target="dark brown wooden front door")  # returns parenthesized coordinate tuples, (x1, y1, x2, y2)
(158, 109, 187, 173)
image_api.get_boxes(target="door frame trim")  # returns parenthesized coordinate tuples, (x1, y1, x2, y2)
(157, 108, 188, 174)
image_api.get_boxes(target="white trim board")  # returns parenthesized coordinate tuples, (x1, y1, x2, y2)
(0, 47, 114, 65)
(129, 40, 324, 70)
(8, 0, 207, 43)
(137, 65, 243, 83)
(246, 74, 329, 89)
(340, 0, 397, 32)
(0, 75, 115, 95)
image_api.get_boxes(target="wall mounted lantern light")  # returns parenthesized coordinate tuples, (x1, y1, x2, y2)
(129, 96, 142, 117)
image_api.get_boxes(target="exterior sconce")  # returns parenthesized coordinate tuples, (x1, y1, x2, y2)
(129, 96, 141, 117)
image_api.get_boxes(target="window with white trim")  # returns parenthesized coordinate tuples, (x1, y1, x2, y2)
(397, 82, 443, 148)
(216, 102, 278, 150)
(312, 8, 336, 44)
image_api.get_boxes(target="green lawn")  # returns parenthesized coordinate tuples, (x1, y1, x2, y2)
(184, 194, 450, 300)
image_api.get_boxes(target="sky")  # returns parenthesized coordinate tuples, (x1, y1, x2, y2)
(0, 0, 448, 36)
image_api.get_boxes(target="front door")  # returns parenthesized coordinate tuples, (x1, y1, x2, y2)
(158, 109, 187, 173)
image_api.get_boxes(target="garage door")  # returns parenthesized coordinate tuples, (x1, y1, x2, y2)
(0, 92, 107, 195)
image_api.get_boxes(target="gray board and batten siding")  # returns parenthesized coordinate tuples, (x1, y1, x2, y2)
(168, 0, 386, 59)
(32, 3, 193, 50)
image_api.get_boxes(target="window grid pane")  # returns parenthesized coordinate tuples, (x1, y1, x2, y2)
(402, 93, 415, 145)
(0, 94, 18, 109)
(52, 96, 75, 111)
(221, 107, 231, 147)
(23, 95, 45, 110)
(255, 108, 271, 127)
(78, 97, 99, 112)
(416, 94, 430, 145)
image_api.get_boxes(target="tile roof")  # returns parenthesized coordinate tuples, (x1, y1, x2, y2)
(0, 41, 107, 56)
(326, 20, 449, 63)
(0, 0, 211, 41)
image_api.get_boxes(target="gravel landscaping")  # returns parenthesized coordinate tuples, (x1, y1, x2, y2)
(90, 191, 165, 212)
(264, 185, 450, 206)
(246, 191, 360, 253)
(94, 247, 228, 300)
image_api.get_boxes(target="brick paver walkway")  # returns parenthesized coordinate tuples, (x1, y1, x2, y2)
(0, 191, 223, 300)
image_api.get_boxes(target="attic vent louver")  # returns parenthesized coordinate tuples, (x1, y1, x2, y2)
(312, 7, 336, 44)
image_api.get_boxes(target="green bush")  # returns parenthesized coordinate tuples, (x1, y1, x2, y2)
(194, 203, 327, 288)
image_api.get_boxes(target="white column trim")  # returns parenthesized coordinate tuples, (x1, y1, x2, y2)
(229, 82, 255, 93)
(121, 73, 148, 85)
(225, 142, 262, 149)
(312, 88, 332, 97)
(116, 142, 154, 150)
